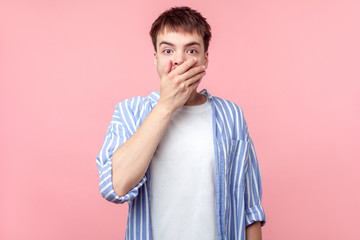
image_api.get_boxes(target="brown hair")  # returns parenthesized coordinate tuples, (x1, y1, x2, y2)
(149, 6, 212, 52)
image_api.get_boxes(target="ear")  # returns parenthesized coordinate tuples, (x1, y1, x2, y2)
(204, 51, 209, 68)
(153, 52, 158, 66)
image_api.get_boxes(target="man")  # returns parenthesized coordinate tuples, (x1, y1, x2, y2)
(96, 6, 266, 240)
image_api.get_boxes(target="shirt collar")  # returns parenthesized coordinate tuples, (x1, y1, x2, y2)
(199, 88, 213, 100)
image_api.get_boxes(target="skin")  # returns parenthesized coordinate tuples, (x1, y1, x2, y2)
(111, 27, 262, 239)
(154, 28, 209, 108)
(112, 28, 207, 198)
(246, 221, 262, 240)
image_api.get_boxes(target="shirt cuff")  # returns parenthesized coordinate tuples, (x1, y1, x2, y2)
(245, 204, 266, 227)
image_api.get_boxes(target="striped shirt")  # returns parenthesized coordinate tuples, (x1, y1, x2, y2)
(96, 89, 266, 240)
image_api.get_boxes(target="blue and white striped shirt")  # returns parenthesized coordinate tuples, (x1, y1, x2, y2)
(96, 89, 266, 240)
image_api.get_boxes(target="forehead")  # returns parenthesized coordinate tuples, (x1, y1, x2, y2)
(156, 27, 203, 47)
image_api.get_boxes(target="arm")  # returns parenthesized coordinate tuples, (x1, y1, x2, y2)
(112, 57, 206, 196)
(242, 116, 266, 230)
(112, 103, 172, 196)
(246, 221, 262, 240)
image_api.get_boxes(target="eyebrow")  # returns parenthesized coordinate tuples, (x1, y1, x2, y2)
(159, 41, 201, 48)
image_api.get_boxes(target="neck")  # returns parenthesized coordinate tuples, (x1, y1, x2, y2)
(184, 90, 206, 106)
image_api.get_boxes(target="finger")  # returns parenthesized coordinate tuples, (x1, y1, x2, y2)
(181, 65, 206, 81)
(164, 60, 172, 75)
(185, 71, 206, 87)
(188, 76, 202, 92)
(171, 57, 198, 76)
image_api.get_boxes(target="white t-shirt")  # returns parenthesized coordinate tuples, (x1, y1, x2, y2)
(149, 96, 217, 240)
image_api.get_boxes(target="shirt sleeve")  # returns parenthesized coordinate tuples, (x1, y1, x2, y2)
(96, 99, 147, 204)
(243, 121, 266, 227)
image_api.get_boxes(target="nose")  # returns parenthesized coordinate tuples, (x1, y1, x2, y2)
(173, 52, 186, 66)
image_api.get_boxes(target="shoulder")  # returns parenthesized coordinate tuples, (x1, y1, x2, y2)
(211, 95, 247, 140)
(212, 95, 245, 121)
(201, 89, 244, 119)
(116, 90, 159, 111)
(113, 90, 160, 120)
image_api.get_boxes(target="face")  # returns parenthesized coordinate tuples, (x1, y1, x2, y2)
(154, 28, 209, 78)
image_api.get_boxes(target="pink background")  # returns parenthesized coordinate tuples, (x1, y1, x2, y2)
(1, 0, 359, 239)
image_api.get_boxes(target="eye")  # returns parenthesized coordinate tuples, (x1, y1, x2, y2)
(163, 49, 173, 54)
(187, 49, 198, 54)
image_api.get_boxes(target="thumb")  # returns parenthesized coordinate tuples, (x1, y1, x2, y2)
(164, 60, 172, 75)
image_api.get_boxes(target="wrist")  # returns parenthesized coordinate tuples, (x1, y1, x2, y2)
(154, 101, 175, 118)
